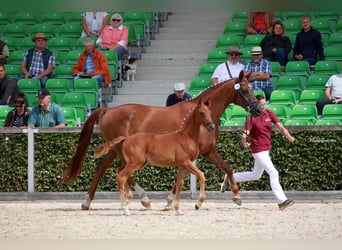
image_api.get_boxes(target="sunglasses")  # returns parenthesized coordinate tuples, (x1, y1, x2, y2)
(229, 53, 240, 57)
(15, 104, 24, 108)
(112, 19, 121, 22)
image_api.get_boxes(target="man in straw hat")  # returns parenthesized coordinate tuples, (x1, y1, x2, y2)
(20, 33, 56, 88)
(244, 46, 273, 100)
(211, 45, 245, 85)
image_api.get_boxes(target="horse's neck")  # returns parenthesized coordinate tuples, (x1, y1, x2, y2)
(181, 112, 202, 143)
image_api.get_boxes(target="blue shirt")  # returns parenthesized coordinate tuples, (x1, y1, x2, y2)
(166, 92, 192, 106)
(244, 58, 272, 90)
(28, 102, 66, 127)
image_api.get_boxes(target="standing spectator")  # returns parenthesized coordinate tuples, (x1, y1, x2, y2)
(226, 95, 295, 210)
(4, 92, 31, 127)
(166, 82, 192, 106)
(316, 74, 342, 116)
(293, 16, 324, 65)
(0, 64, 19, 107)
(244, 46, 273, 100)
(20, 33, 56, 88)
(81, 12, 108, 37)
(96, 13, 128, 60)
(0, 40, 10, 64)
(246, 12, 276, 35)
(260, 20, 292, 71)
(27, 88, 66, 128)
(211, 45, 245, 85)
(72, 38, 111, 88)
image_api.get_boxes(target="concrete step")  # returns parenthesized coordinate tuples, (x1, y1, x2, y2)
(109, 94, 167, 107)
(132, 66, 198, 81)
(139, 54, 207, 67)
(146, 39, 216, 53)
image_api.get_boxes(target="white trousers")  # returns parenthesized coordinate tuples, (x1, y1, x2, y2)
(233, 150, 287, 203)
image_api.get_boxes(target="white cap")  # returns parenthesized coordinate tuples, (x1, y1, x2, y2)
(174, 82, 185, 91)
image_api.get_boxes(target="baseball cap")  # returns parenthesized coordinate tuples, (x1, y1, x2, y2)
(174, 82, 185, 91)
(37, 88, 51, 97)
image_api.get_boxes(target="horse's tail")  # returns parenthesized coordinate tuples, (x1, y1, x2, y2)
(63, 108, 106, 183)
(94, 136, 126, 158)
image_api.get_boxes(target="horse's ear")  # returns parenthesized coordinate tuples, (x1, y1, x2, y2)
(238, 70, 244, 81)
(245, 72, 252, 79)
(204, 98, 211, 107)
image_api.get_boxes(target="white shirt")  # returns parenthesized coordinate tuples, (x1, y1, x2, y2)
(211, 61, 245, 83)
(325, 74, 342, 98)
(81, 12, 108, 37)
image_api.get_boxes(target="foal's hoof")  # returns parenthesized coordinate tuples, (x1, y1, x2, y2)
(162, 203, 174, 211)
(141, 198, 151, 209)
(195, 204, 200, 210)
(232, 197, 241, 206)
(81, 203, 90, 210)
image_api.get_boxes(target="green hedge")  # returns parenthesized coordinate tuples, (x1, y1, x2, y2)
(0, 130, 341, 192)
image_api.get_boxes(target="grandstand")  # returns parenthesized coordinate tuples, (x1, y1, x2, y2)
(1, 12, 342, 128)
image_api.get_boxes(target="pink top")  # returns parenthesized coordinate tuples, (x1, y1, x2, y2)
(246, 109, 280, 153)
(96, 24, 128, 50)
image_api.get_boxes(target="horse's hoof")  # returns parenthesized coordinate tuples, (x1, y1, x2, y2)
(81, 204, 90, 210)
(141, 199, 151, 209)
(162, 204, 174, 211)
(232, 197, 241, 206)
(195, 204, 200, 210)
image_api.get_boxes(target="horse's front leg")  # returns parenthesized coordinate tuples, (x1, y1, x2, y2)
(203, 149, 241, 206)
(81, 151, 116, 210)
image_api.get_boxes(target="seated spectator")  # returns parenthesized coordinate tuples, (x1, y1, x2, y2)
(72, 38, 111, 88)
(244, 46, 273, 100)
(0, 64, 19, 107)
(260, 20, 292, 71)
(20, 33, 56, 88)
(81, 12, 108, 37)
(166, 82, 192, 106)
(211, 45, 245, 85)
(0, 40, 10, 64)
(293, 16, 324, 65)
(246, 12, 276, 35)
(316, 74, 342, 116)
(96, 13, 129, 60)
(4, 92, 31, 127)
(27, 89, 66, 128)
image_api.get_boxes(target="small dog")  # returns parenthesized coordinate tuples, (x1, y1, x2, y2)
(123, 58, 138, 81)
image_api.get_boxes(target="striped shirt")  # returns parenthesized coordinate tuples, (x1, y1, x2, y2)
(244, 58, 272, 90)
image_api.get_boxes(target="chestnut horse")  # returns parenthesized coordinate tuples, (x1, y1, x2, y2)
(93, 100, 215, 215)
(63, 71, 262, 210)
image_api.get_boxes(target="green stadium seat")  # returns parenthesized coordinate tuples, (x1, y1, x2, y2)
(290, 104, 318, 122)
(13, 12, 38, 25)
(336, 20, 342, 33)
(45, 78, 71, 105)
(243, 34, 265, 47)
(221, 104, 235, 121)
(306, 74, 330, 90)
(311, 19, 332, 34)
(65, 50, 83, 64)
(269, 89, 297, 108)
(30, 23, 58, 38)
(315, 119, 342, 126)
(65, 12, 83, 23)
(198, 63, 219, 77)
(284, 119, 315, 126)
(282, 12, 313, 20)
(239, 46, 252, 63)
(232, 12, 249, 22)
(266, 103, 289, 124)
(74, 78, 99, 109)
(283, 19, 301, 33)
(223, 21, 246, 36)
(5, 64, 22, 79)
(254, 89, 266, 99)
(62, 92, 88, 123)
(207, 48, 227, 63)
(54, 64, 74, 81)
(230, 105, 249, 120)
(321, 104, 342, 120)
(215, 35, 242, 49)
(17, 78, 41, 106)
(40, 12, 66, 25)
(8, 50, 26, 64)
(0, 106, 13, 127)
(100, 50, 118, 65)
(323, 47, 342, 61)
(299, 89, 326, 105)
(57, 23, 82, 38)
(1, 36, 20, 52)
(285, 61, 310, 76)
(189, 76, 211, 97)
(18, 37, 35, 50)
(47, 37, 74, 52)
(328, 33, 342, 47)
(3, 23, 29, 38)
(276, 75, 303, 100)
(0, 12, 12, 25)
(61, 106, 78, 127)
(222, 119, 246, 126)
(314, 60, 340, 74)
(270, 61, 282, 78)
(74, 36, 97, 50)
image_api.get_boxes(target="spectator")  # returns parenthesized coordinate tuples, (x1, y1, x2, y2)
(27, 88, 66, 128)
(260, 20, 292, 71)
(81, 12, 108, 37)
(244, 46, 273, 100)
(72, 38, 111, 88)
(20, 33, 56, 88)
(0, 40, 10, 64)
(166, 82, 192, 106)
(96, 13, 128, 60)
(0, 64, 19, 107)
(293, 16, 324, 65)
(4, 92, 31, 127)
(211, 45, 245, 85)
(246, 12, 276, 35)
(316, 74, 342, 116)
(227, 95, 295, 210)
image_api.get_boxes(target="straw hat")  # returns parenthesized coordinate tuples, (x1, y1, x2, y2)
(32, 33, 48, 42)
(225, 45, 243, 55)
(251, 46, 263, 55)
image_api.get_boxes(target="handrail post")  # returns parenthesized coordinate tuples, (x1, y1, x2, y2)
(23, 128, 39, 193)
(190, 160, 197, 193)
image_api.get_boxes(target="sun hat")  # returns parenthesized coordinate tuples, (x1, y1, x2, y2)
(251, 46, 263, 55)
(225, 45, 243, 55)
(174, 82, 185, 91)
(32, 33, 48, 42)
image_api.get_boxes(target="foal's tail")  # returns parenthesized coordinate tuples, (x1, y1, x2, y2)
(63, 108, 107, 183)
(94, 136, 126, 158)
